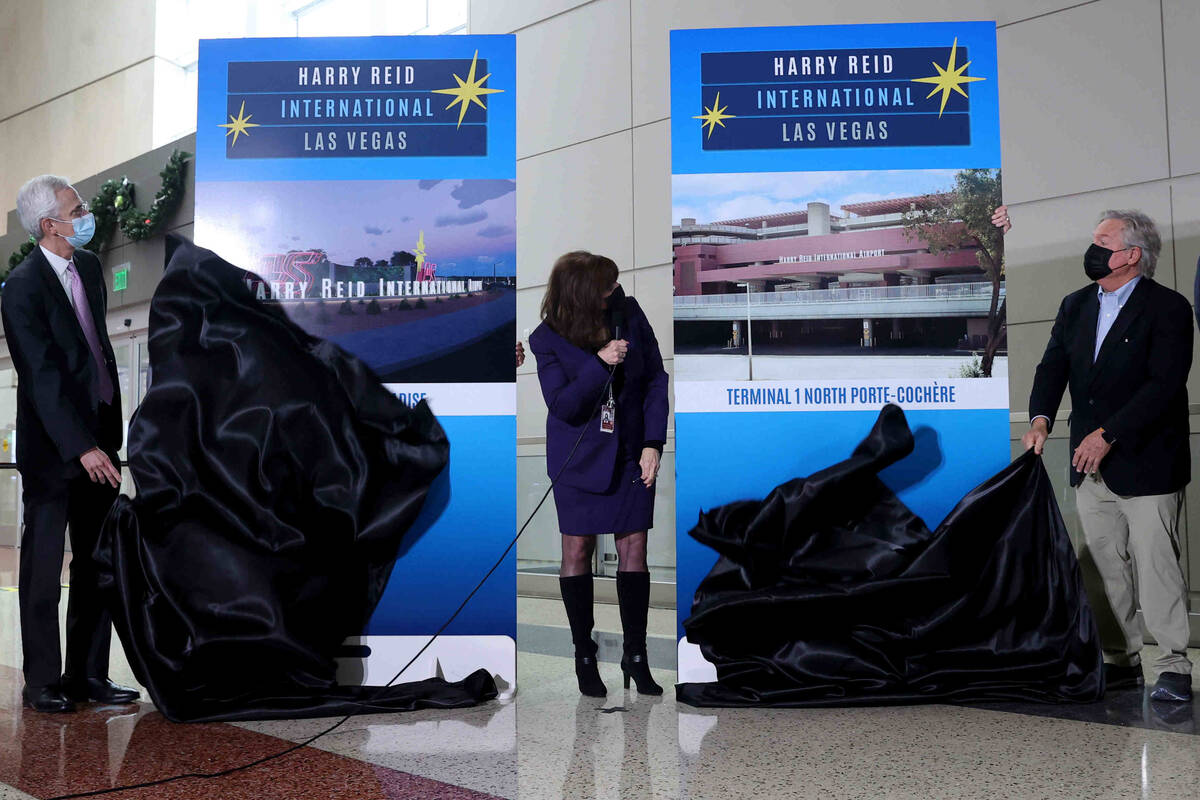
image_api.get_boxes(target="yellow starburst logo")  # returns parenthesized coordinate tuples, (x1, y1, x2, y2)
(218, 99, 260, 147)
(693, 91, 736, 139)
(911, 38, 985, 118)
(432, 50, 503, 129)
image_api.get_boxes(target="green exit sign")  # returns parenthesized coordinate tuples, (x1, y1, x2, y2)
(113, 268, 128, 292)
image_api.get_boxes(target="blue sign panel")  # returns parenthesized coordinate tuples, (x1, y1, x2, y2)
(670, 22, 1007, 684)
(198, 35, 515, 181)
(672, 22, 1000, 173)
(197, 34, 517, 689)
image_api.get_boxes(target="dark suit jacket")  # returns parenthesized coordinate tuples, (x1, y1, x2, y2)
(530, 296, 668, 493)
(1193, 257, 1200, 332)
(1, 246, 123, 480)
(1029, 277, 1191, 495)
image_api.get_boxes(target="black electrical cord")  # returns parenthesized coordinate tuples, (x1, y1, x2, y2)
(47, 360, 621, 800)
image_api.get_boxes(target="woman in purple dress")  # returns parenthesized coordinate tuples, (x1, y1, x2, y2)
(529, 252, 669, 697)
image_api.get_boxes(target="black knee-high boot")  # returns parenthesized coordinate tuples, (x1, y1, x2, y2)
(616, 571, 662, 695)
(560, 574, 606, 697)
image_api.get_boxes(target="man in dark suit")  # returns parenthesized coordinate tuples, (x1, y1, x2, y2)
(3, 175, 139, 712)
(1024, 210, 1193, 703)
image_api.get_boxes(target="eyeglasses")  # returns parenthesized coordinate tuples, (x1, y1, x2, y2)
(50, 201, 89, 224)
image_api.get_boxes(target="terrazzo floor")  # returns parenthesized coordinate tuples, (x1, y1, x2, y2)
(2, 550, 1199, 799)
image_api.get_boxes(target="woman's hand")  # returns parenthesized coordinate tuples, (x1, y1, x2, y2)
(639, 447, 660, 488)
(991, 205, 1011, 233)
(598, 339, 628, 366)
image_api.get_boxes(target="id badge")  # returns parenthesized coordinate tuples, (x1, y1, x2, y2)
(600, 397, 616, 433)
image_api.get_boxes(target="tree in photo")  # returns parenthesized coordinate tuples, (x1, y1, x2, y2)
(387, 250, 416, 281)
(903, 168, 1005, 377)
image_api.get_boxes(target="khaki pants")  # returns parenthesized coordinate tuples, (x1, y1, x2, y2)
(1076, 473, 1192, 676)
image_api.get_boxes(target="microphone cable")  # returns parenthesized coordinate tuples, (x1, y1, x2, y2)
(48, 355, 624, 800)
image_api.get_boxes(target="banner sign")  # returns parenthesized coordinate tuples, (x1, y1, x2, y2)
(196, 35, 517, 692)
(697, 46, 978, 151)
(670, 22, 1007, 683)
(220, 57, 494, 158)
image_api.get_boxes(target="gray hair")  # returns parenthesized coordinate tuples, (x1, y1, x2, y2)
(16, 174, 72, 240)
(1099, 209, 1161, 278)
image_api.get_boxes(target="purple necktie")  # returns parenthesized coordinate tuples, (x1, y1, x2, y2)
(66, 262, 114, 405)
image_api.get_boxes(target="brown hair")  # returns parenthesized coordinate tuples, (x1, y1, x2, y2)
(540, 251, 619, 350)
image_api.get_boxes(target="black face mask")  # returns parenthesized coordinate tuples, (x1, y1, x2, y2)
(1084, 243, 1133, 281)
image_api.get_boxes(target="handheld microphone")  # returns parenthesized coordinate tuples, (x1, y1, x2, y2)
(609, 285, 627, 339)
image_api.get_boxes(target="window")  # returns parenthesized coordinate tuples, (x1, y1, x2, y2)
(153, 0, 469, 146)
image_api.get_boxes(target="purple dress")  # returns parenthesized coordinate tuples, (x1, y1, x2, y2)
(529, 297, 668, 535)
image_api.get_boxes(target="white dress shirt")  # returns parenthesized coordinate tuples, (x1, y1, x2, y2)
(39, 245, 76, 311)
(1094, 276, 1141, 361)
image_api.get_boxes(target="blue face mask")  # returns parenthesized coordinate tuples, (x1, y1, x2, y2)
(52, 212, 95, 248)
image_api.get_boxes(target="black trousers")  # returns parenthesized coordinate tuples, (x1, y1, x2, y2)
(19, 462, 119, 689)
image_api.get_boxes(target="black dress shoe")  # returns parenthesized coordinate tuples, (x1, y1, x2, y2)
(62, 677, 140, 705)
(1103, 662, 1144, 691)
(22, 686, 76, 713)
(1150, 672, 1193, 703)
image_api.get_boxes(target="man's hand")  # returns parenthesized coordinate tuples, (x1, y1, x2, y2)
(1022, 418, 1049, 454)
(515, 341, 525, 368)
(638, 447, 661, 488)
(1072, 428, 1112, 476)
(80, 448, 121, 488)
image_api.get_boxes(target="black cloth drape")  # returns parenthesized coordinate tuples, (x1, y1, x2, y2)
(676, 404, 1103, 707)
(95, 236, 497, 722)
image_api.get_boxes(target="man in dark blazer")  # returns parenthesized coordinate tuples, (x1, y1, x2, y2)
(1024, 209, 1193, 703)
(2, 175, 138, 712)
